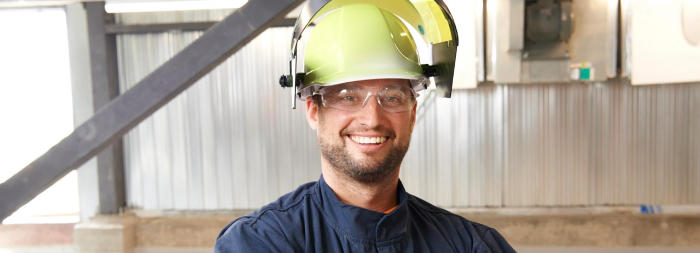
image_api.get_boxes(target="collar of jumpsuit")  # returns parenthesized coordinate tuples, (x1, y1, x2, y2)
(316, 175, 409, 242)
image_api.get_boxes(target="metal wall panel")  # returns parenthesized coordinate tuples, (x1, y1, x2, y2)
(117, 20, 700, 210)
(689, 84, 700, 203)
(499, 82, 700, 206)
(402, 86, 506, 207)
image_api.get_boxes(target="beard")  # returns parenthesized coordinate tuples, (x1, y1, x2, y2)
(319, 133, 410, 184)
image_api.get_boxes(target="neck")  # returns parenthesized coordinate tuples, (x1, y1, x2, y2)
(321, 160, 399, 213)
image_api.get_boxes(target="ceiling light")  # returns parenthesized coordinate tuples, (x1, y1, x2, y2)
(105, 0, 248, 13)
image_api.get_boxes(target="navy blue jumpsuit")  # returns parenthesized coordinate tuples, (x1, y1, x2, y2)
(215, 176, 515, 252)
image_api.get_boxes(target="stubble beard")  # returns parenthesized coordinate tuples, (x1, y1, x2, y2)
(319, 134, 409, 184)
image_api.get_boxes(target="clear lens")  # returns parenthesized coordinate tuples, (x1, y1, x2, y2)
(318, 84, 416, 113)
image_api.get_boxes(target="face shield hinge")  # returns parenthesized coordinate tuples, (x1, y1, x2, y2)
(279, 75, 292, 88)
(421, 64, 439, 77)
(278, 73, 306, 88)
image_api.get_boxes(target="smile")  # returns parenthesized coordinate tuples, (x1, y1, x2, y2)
(349, 135, 388, 144)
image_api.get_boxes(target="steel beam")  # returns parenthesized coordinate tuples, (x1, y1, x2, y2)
(0, 0, 304, 222)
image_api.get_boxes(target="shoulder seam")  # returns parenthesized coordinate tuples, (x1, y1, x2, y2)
(407, 194, 458, 216)
(247, 190, 317, 226)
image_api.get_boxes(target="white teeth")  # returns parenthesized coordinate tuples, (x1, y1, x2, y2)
(351, 136, 387, 144)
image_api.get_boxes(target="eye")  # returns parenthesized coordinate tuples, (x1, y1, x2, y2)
(329, 89, 362, 106)
(381, 89, 409, 106)
(341, 95, 356, 101)
(385, 96, 401, 103)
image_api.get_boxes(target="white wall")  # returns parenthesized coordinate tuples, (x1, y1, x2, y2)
(0, 7, 78, 223)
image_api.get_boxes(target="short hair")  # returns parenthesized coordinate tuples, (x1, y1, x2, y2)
(312, 94, 322, 107)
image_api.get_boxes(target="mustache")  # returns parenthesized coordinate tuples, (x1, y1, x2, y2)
(340, 126, 395, 138)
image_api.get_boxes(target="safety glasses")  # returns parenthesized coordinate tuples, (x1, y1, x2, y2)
(314, 84, 417, 113)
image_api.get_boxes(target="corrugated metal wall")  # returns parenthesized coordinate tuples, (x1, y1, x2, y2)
(408, 83, 700, 207)
(116, 15, 700, 210)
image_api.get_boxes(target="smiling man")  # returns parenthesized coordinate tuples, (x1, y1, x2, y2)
(215, 2, 514, 252)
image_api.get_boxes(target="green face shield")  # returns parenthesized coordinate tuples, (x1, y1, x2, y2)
(278, 0, 459, 109)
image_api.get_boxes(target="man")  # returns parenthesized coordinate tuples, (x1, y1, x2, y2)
(215, 2, 514, 252)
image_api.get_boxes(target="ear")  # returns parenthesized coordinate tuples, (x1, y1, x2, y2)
(305, 97, 320, 130)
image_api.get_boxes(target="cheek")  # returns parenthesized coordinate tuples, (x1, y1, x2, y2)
(390, 115, 415, 140)
(318, 111, 353, 136)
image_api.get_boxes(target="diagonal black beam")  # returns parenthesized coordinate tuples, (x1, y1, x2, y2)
(0, 0, 304, 222)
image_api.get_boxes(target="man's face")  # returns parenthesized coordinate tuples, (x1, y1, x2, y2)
(305, 79, 417, 184)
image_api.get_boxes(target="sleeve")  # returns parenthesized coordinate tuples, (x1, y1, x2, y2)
(214, 217, 295, 253)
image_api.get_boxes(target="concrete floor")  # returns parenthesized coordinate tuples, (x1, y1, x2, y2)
(0, 246, 75, 253)
(2, 246, 700, 253)
(516, 246, 700, 253)
(4, 208, 700, 252)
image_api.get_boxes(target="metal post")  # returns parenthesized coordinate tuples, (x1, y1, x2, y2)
(66, 1, 125, 219)
(85, 1, 125, 215)
(0, 0, 304, 222)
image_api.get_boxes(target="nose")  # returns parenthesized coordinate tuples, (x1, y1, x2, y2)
(356, 94, 385, 127)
